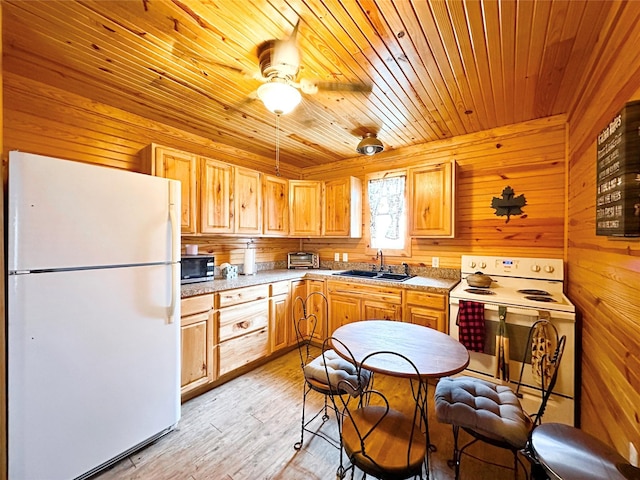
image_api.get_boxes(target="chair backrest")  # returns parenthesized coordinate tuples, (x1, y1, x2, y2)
(292, 291, 328, 369)
(322, 337, 427, 479)
(515, 319, 567, 425)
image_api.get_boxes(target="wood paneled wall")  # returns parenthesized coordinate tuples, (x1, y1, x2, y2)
(301, 116, 567, 270)
(2, 73, 301, 178)
(565, 1, 640, 461)
(0, 4, 6, 479)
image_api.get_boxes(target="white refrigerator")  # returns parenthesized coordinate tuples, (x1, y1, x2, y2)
(7, 151, 181, 480)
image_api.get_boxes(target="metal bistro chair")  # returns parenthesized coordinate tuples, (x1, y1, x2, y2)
(324, 337, 428, 480)
(292, 292, 371, 467)
(434, 319, 566, 480)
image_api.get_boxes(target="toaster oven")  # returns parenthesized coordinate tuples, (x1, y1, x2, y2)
(287, 252, 319, 269)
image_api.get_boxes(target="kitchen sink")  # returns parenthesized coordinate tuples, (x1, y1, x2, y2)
(332, 270, 415, 282)
(335, 269, 379, 278)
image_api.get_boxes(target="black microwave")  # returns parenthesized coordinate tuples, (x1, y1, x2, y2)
(181, 255, 215, 284)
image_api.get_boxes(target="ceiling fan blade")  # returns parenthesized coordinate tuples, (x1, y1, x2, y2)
(298, 78, 373, 95)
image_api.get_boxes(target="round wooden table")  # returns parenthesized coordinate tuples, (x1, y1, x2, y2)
(531, 423, 640, 480)
(331, 320, 470, 379)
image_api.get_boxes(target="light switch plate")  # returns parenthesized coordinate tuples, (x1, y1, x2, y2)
(342, 253, 348, 262)
(334, 252, 340, 261)
(630, 442, 638, 467)
(431, 257, 440, 268)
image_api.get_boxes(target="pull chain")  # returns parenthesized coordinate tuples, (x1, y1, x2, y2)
(275, 114, 281, 177)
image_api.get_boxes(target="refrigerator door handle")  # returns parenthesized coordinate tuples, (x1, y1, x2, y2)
(168, 181, 180, 323)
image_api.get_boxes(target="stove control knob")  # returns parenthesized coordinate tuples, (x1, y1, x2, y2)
(469, 261, 476, 268)
(479, 261, 487, 269)
(544, 265, 555, 273)
(531, 264, 541, 272)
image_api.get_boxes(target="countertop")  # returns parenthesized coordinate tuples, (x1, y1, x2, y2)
(181, 269, 460, 298)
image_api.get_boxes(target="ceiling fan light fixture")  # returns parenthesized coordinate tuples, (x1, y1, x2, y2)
(257, 81, 301, 115)
(356, 133, 384, 155)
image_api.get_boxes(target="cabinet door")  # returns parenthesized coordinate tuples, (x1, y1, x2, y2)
(270, 293, 290, 352)
(328, 294, 361, 336)
(235, 167, 262, 235)
(154, 147, 198, 234)
(290, 280, 307, 345)
(200, 157, 234, 234)
(363, 300, 402, 321)
(307, 280, 326, 341)
(409, 161, 456, 237)
(180, 310, 215, 395)
(324, 177, 362, 238)
(406, 305, 447, 333)
(289, 180, 323, 236)
(263, 174, 289, 236)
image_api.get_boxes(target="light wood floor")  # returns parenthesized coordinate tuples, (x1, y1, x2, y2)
(95, 349, 526, 480)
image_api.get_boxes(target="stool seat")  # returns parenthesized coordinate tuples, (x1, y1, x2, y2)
(435, 376, 533, 449)
(531, 423, 640, 480)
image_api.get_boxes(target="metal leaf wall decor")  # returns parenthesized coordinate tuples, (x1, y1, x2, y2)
(491, 186, 527, 223)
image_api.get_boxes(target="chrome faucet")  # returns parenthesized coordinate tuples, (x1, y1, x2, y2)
(376, 249, 384, 271)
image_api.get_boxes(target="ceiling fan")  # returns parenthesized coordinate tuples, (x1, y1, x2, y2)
(251, 20, 372, 115)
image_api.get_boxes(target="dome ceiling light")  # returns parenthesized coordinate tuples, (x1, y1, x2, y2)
(356, 133, 384, 155)
(257, 80, 302, 115)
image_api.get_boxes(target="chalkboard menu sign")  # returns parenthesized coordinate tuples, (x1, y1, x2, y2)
(596, 101, 640, 236)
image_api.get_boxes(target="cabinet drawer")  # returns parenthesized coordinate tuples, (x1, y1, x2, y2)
(270, 281, 290, 297)
(219, 327, 269, 376)
(218, 299, 269, 342)
(216, 284, 269, 308)
(181, 294, 214, 317)
(327, 280, 402, 304)
(405, 290, 446, 310)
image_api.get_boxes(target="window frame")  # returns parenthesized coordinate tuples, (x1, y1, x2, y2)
(363, 168, 412, 258)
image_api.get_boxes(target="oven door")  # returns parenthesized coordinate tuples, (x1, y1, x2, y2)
(449, 298, 576, 423)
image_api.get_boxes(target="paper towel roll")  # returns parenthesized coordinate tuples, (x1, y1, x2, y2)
(243, 246, 256, 275)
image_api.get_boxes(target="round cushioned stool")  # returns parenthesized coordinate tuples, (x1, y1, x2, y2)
(435, 376, 533, 448)
(531, 423, 640, 480)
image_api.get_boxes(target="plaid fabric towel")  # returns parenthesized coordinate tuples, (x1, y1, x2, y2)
(456, 300, 485, 352)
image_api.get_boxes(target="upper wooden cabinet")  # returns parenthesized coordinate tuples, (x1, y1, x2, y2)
(409, 161, 456, 238)
(142, 144, 198, 234)
(234, 167, 262, 235)
(262, 174, 289, 236)
(324, 176, 362, 238)
(289, 180, 323, 237)
(200, 157, 234, 234)
(142, 144, 262, 236)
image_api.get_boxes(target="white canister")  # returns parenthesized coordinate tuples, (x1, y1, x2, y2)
(243, 243, 256, 275)
(185, 244, 198, 255)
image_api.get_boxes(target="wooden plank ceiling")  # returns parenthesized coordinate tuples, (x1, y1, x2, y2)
(2, 0, 612, 169)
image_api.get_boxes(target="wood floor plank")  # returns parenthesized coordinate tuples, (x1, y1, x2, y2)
(95, 349, 524, 480)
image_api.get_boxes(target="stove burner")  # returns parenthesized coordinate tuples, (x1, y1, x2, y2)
(525, 295, 557, 303)
(518, 289, 551, 296)
(464, 288, 496, 295)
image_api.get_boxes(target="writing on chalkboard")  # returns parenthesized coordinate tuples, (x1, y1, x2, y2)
(595, 101, 640, 237)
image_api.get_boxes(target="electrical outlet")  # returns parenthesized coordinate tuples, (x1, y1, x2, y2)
(431, 257, 440, 268)
(630, 442, 638, 467)
(334, 252, 340, 261)
(342, 253, 348, 262)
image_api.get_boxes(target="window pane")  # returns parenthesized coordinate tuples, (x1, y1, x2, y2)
(368, 175, 406, 250)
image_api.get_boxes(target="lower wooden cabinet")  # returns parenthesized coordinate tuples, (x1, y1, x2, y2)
(327, 280, 403, 335)
(270, 281, 290, 353)
(180, 294, 216, 397)
(403, 290, 448, 333)
(217, 297, 270, 376)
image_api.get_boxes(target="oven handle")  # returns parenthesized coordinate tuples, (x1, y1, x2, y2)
(449, 298, 575, 321)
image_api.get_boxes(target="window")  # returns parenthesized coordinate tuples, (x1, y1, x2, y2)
(365, 169, 410, 256)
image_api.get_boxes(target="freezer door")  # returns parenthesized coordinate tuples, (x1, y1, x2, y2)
(8, 265, 180, 480)
(8, 151, 180, 271)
